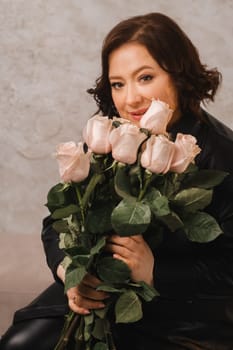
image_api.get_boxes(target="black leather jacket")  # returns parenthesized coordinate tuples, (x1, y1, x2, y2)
(155, 110, 233, 298)
(15, 109, 233, 346)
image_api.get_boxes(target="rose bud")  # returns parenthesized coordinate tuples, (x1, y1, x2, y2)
(56, 141, 91, 183)
(109, 123, 147, 164)
(141, 135, 175, 174)
(140, 99, 173, 135)
(170, 133, 201, 173)
(83, 115, 113, 154)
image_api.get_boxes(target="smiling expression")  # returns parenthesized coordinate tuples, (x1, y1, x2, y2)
(108, 42, 180, 127)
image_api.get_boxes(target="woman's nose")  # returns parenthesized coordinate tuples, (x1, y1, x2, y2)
(125, 84, 142, 105)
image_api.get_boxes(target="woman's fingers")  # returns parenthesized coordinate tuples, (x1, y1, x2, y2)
(66, 234, 154, 316)
(68, 293, 105, 314)
(78, 281, 108, 300)
(66, 274, 109, 315)
(68, 294, 90, 315)
(107, 235, 137, 248)
(79, 273, 109, 300)
(82, 273, 103, 288)
(106, 234, 154, 286)
(106, 235, 142, 258)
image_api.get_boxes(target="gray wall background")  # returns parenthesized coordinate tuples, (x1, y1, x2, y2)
(1, 0, 232, 236)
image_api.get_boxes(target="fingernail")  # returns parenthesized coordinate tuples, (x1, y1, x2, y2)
(83, 310, 90, 314)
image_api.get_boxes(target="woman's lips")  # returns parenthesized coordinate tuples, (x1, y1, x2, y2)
(129, 108, 148, 121)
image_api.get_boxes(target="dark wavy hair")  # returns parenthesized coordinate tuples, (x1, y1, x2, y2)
(87, 12, 221, 118)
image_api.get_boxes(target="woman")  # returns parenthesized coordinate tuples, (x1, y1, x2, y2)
(1, 12, 233, 350)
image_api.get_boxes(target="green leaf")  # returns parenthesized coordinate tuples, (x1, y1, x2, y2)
(45, 182, 71, 212)
(58, 233, 66, 249)
(115, 290, 143, 323)
(64, 265, 86, 293)
(183, 212, 223, 243)
(172, 188, 213, 212)
(60, 256, 72, 271)
(97, 256, 130, 283)
(93, 342, 108, 350)
(90, 236, 107, 255)
(84, 312, 94, 327)
(65, 246, 90, 256)
(96, 283, 126, 293)
(84, 324, 91, 341)
(52, 219, 70, 233)
(94, 306, 109, 319)
(134, 281, 159, 301)
(72, 254, 90, 266)
(111, 198, 151, 235)
(183, 170, 228, 189)
(66, 215, 80, 235)
(52, 204, 80, 219)
(144, 187, 160, 202)
(84, 313, 94, 341)
(114, 165, 136, 200)
(59, 232, 76, 249)
(162, 172, 182, 198)
(144, 188, 170, 217)
(159, 211, 184, 232)
(91, 318, 105, 340)
(86, 204, 113, 234)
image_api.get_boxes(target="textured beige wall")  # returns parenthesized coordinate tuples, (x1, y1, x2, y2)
(0, 0, 232, 236)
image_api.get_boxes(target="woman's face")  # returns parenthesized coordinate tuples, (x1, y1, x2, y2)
(108, 42, 180, 127)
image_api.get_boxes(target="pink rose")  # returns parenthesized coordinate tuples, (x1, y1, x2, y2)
(83, 115, 113, 154)
(170, 133, 201, 173)
(141, 135, 175, 174)
(56, 141, 90, 182)
(112, 116, 131, 124)
(109, 123, 147, 164)
(140, 99, 173, 135)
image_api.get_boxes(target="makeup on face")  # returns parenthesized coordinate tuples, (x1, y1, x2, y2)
(108, 42, 180, 127)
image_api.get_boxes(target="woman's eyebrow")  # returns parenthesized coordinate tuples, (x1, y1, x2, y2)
(109, 65, 154, 80)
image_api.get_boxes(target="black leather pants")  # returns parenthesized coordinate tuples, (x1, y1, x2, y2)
(0, 316, 64, 350)
(0, 283, 68, 350)
(1, 282, 233, 350)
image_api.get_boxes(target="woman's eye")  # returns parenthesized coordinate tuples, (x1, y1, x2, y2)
(140, 74, 153, 82)
(110, 82, 123, 90)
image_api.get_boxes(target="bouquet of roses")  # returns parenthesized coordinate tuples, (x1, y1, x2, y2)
(46, 100, 227, 350)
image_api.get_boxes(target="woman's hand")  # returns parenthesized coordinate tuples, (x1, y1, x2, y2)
(106, 234, 154, 286)
(66, 273, 109, 315)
